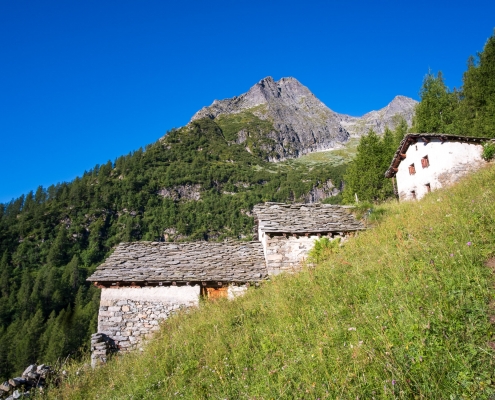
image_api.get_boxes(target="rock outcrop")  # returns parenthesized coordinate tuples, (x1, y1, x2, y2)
(190, 77, 349, 160)
(339, 95, 418, 137)
(0, 364, 53, 399)
(189, 77, 417, 161)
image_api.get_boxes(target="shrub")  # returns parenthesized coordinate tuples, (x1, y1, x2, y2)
(482, 141, 495, 161)
(307, 236, 341, 264)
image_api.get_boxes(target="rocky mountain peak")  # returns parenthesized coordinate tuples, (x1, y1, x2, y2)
(189, 77, 417, 160)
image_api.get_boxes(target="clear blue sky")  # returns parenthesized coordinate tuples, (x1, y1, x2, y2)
(1, 0, 494, 204)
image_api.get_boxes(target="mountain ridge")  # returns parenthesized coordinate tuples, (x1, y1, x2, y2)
(188, 77, 417, 160)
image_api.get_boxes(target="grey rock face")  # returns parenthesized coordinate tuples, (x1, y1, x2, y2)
(304, 180, 340, 203)
(157, 184, 201, 201)
(190, 77, 350, 160)
(189, 77, 417, 160)
(339, 95, 418, 137)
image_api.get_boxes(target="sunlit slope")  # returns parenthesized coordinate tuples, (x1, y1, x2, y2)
(52, 164, 495, 399)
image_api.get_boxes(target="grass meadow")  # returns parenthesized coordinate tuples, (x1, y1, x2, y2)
(45, 164, 495, 399)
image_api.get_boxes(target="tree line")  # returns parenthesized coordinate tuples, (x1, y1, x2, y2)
(0, 117, 347, 380)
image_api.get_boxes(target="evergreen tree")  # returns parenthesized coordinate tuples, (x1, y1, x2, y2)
(13, 310, 44, 371)
(0, 252, 11, 298)
(343, 130, 393, 203)
(413, 71, 460, 133)
(456, 32, 495, 137)
(47, 228, 70, 267)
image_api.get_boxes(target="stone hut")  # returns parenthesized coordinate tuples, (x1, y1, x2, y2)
(88, 202, 364, 364)
(87, 240, 267, 361)
(253, 202, 364, 275)
(385, 134, 492, 201)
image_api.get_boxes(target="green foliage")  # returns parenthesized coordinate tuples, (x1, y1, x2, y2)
(0, 116, 349, 380)
(413, 31, 495, 138)
(48, 163, 495, 399)
(457, 33, 495, 137)
(482, 141, 495, 161)
(342, 124, 404, 203)
(413, 71, 460, 133)
(215, 109, 277, 160)
(307, 236, 340, 264)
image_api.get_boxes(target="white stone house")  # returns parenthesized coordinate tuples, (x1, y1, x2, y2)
(385, 134, 492, 201)
(253, 202, 364, 275)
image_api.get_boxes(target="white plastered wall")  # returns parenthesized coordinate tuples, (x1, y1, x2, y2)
(396, 139, 485, 201)
(99, 285, 201, 308)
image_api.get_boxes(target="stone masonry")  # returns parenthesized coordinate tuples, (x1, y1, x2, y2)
(96, 285, 200, 352)
(88, 202, 365, 363)
(253, 202, 364, 274)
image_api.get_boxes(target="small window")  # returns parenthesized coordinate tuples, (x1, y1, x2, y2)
(409, 164, 416, 175)
(421, 155, 429, 168)
(425, 183, 431, 193)
(411, 190, 416, 200)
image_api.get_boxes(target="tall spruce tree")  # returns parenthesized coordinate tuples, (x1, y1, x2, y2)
(456, 32, 495, 137)
(343, 130, 393, 203)
(413, 71, 460, 134)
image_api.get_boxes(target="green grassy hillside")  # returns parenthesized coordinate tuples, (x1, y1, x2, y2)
(48, 164, 495, 399)
(0, 117, 349, 380)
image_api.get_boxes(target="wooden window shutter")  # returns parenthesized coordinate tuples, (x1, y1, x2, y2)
(206, 287, 228, 300)
(409, 164, 416, 175)
(421, 155, 429, 168)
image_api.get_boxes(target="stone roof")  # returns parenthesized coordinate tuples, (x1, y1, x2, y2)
(385, 134, 492, 178)
(87, 241, 268, 283)
(253, 202, 364, 233)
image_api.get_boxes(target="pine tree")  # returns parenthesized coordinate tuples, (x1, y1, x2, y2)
(342, 130, 394, 203)
(0, 251, 11, 298)
(413, 71, 460, 134)
(47, 228, 70, 267)
(457, 32, 495, 137)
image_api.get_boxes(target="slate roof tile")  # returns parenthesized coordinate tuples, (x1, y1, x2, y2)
(253, 202, 364, 233)
(88, 241, 268, 283)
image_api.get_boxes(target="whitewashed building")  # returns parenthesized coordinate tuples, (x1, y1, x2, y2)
(385, 134, 492, 201)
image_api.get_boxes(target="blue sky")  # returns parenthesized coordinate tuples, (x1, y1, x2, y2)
(1, 0, 494, 204)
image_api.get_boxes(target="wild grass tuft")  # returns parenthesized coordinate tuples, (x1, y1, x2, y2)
(45, 165, 495, 399)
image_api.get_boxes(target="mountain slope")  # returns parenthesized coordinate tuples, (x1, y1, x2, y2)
(50, 164, 495, 399)
(191, 77, 349, 160)
(339, 95, 418, 136)
(190, 77, 417, 160)
(0, 119, 348, 380)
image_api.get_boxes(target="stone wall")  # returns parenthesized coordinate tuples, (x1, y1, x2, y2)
(97, 285, 200, 351)
(260, 232, 345, 275)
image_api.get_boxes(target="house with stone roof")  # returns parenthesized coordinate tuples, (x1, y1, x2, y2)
(253, 202, 364, 275)
(385, 134, 493, 201)
(87, 202, 363, 364)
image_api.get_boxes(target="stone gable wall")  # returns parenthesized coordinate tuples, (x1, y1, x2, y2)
(97, 286, 200, 351)
(259, 230, 346, 275)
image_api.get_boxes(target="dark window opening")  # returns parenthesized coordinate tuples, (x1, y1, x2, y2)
(421, 155, 429, 168)
(409, 164, 416, 175)
(411, 190, 416, 199)
(425, 183, 431, 193)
